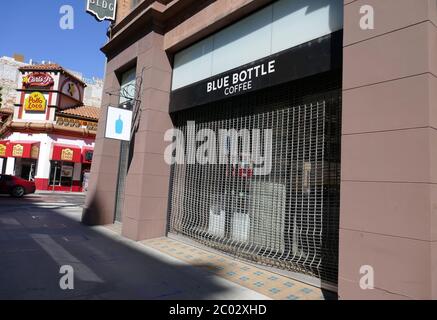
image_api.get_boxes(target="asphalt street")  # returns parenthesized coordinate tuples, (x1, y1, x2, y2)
(0, 192, 268, 300)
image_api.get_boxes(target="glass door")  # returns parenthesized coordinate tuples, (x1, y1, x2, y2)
(50, 161, 74, 189)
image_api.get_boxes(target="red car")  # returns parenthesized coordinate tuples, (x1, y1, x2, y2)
(0, 175, 36, 198)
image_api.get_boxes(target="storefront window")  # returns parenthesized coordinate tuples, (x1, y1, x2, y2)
(168, 72, 342, 286)
(14, 158, 38, 181)
(49, 161, 74, 187)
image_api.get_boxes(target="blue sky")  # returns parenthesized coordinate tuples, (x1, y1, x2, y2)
(0, 0, 110, 79)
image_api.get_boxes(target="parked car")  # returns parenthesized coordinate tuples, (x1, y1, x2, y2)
(0, 175, 36, 198)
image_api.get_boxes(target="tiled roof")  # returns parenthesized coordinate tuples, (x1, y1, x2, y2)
(20, 63, 63, 71)
(19, 63, 86, 86)
(59, 106, 100, 121)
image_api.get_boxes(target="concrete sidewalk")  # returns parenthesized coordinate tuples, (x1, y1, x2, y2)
(0, 198, 268, 300)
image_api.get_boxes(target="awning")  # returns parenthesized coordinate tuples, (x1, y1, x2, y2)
(81, 147, 94, 164)
(6, 141, 40, 159)
(0, 140, 8, 158)
(51, 144, 81, 163)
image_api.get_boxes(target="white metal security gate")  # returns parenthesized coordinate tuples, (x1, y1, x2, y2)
(168, 78, 341, 286)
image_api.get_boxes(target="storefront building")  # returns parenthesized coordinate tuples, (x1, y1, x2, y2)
(83, 0, 437, 299)
(0, 64, 99, 192)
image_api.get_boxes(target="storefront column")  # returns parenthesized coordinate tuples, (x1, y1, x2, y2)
(35, 140, 51, 190)
(5, 157, 15, 175)
(82, 72, 122, 225)
(83, 26, 173, 237)
(339, 0, 437, 299)
(120, 32, 173, 241)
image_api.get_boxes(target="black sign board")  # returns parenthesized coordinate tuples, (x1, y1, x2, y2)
(86, 0, 117, 22)
(170, 31, 343, 113)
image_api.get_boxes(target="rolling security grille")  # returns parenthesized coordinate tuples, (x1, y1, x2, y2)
(169, 75, 341, 285)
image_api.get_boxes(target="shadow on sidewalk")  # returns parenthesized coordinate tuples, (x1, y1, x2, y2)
(0, 196, 256, 300)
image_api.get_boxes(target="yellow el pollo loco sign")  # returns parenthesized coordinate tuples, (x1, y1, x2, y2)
(0, 144, 6, 157)
(12, 144, 24, 157)
(61, 148, 74, 161)
(24, 92, 47, 112)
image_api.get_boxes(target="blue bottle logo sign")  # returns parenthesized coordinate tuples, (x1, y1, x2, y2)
(115, 115, 123, 134)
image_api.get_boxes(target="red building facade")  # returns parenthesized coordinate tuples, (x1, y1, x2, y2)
(0, 64, 99, 192)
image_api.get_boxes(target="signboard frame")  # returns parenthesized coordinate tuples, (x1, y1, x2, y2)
(24, 92, 47, 113)
(169, 31, 343, 113)
(22, 73, 54, 88)
(86, 0, 117, 22)
(104, 106, 133, 142)
(61, 148, 74, 162)
(0, 144, 6, 158)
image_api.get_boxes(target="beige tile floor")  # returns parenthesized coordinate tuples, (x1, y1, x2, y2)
(141, 237, 337, 300)
(104, 222, 122, 235)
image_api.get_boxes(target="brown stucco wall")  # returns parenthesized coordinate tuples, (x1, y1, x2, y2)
(120, 32, 173, 240)
(339, 0, 437, 299)
(163, 0, 273, 52)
